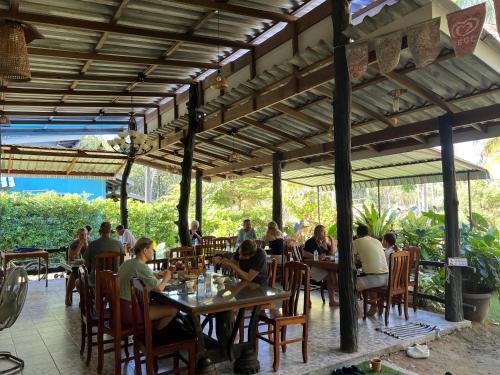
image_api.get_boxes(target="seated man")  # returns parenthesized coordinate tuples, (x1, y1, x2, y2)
(84, 221, 124, 287)
(353, 225, 389, 314)
(235, 219, 257, 250)
(116, 224, 136, 255)
(215, 240, 268, 286)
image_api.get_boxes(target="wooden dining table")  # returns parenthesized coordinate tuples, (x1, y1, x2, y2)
(153, 279, 290, 375)
(303, 258, 339, 272)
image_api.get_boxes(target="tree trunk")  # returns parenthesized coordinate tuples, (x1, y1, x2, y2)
(272, 153, 283, 230)
(331, 0, 358, 353)
(120, 155, 134, 229)
(439, 113, 463, 322)
(195, 169, 203, 233)
(176, 84, 200, 246)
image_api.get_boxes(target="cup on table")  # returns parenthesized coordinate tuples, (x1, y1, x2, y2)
(185, 279, 195, 292)
(370, 357, 382, 373)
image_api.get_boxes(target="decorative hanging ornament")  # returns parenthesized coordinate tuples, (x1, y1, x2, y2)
(346, 42, 368, 81)
(0, 20, 43, 82)
(407, 17, 441, 68)
(375, 31, 402, 74)
(388, 88, 407, 126)
(447, 3, 486, 58)
(211, 69, 228, 90)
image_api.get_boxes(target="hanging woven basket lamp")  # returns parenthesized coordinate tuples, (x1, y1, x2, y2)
(0, 19, 43, 82)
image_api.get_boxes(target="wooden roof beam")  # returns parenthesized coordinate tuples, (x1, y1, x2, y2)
(66, 157, 78, 175)
(0, 10, 250, 49)
(28, 47, 219, 69)
(168, 0, 298, 22)
(271, 102, 331, 132)
(0, 101, 158, 108)
(0, 146, 127, 160)
(0, 87, 176, 98)
(7, 120, 129, 125)
(2, 111, 143, 117)
(30, 72, 195, 85)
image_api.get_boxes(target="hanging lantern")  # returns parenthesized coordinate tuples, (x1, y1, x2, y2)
(388, 88, 407, 126)
(0, 20, 43, 82)
(211, 69, 228, 90)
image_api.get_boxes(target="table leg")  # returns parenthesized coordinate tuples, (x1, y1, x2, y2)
(233, 305, 261, 375)
(191, 315, 217, 375)
(45, 256, 48, 287)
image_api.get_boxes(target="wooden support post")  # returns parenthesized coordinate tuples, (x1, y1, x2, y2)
(467, 171, 473, 229)
(377, 179, 381, 215)
(331, 0, 358, 352)
(176, 84, 200, 246)
(316, 186, 321, 224)
(272, 153, 283, 230)
(439, 113, 463, 322)
(120, 155, 134, 229)
(195, 169, 203, 233)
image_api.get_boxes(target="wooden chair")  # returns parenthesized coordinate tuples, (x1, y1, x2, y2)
(238, 258, 278, 342)
(257, 262, 310, 372)
(169, 246, 195, 258)
(363, 251, 410, 326)
(64, 246, 78, 305)
(254, 239, 265, 249)
(213, 237, 230, 253)
(406, 246, 421, 311)
(96, 270, 134, 375)
(78, 265, 100, 365)
(130, 278, 197, 375)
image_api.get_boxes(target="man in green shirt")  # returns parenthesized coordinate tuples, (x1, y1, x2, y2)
(83, 221, 124, 287)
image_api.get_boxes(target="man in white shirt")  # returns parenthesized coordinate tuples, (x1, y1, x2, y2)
(116, 225, 137, 253)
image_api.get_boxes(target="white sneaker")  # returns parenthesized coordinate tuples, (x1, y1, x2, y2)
(406, 344, 430, 359)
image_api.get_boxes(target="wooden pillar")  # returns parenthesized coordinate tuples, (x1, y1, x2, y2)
(176, 84, 200, 246)
(195, 169, 203, 233)
(467, 171, 473, 229)
(120, 154, 134, 229)
(439, 113, 463, 322)
(272, 153, 283, 230)
(331, 0, 358, 352)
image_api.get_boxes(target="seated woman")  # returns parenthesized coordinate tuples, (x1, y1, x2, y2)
(190, 220, 202, 246)
(264, 221, 284, 260)
(65, 227, 88, 306)
(215, 240, 268, 286)
(382, 232, 399, 266)
(118, 237, 177, 331)
(302, 225, 339, 306)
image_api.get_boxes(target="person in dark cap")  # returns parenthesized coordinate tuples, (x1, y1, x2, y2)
(83, 222, 124, 287)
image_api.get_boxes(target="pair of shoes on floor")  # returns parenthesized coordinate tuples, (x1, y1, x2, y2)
(333, 365, 365, 374)
(406, 343, 430, 359)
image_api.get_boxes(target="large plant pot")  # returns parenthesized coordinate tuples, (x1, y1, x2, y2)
(463, 292, 491, 323)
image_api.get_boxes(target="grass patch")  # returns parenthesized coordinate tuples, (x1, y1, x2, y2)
(356, 361, 406, 375)
(489, 293, 500, 324)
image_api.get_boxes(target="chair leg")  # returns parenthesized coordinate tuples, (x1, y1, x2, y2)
(123, 336, 129, 358)
(239, 317, 245, 343)
(97, 329, 104, 374)
(362, 291, 368, 320)
(404, 291, 409, 320)
(302, 323, 308, 363)
(208, 317, 214, 337)
(145, 352, 155, 375)
(397, 295, 402, 316)
(114, 335, 121, 375)
(188, 343, 196, 375)
(133, 337, 141, 375)
(86, 323, 93, 365)
(80, 321, 86, 356)
(384, 296, 391, 326)
(272, 324, 281, 372)
(281, 326, 287, 353)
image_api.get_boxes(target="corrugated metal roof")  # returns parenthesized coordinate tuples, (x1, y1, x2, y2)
(0, 146, 127, 178)
(270, 148, 489, 190)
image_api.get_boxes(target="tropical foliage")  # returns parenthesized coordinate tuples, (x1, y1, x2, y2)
(355, 203, 398, 239)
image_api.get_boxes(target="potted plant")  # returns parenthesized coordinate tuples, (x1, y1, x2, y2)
(461, 225, 500, 322)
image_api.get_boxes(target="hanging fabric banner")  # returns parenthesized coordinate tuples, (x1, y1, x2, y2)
(408, 17, 441, 68)
(494, 0, 500, 37)
(447, 3, 486, 58)
(346, 42, 368, 81)
(375, 31, 402, 74)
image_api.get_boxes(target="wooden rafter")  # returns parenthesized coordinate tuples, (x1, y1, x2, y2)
(0, 87, 176, 98)
(0, 10, 250, 49)
(66, 157, 78, 175)
(0, 101, 157, 108)
(0, 170, 115, 177)
(168, 0, 298, 22)
(30, 72, 195, 85)
(7, 120, 129, 125)
(271, 103, 331, 132)
(9, 0, 19, 13)
(0, 146, 127, 160)
(28, 47, 219, 70)
(2, 111, 142, 117)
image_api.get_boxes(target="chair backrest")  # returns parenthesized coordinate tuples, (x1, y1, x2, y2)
(95, 270, 121, 335)
(286, 241, 303, 263)
(229, 236, 238, 248)
(0, 266, 28, 330)
(130, 278, 152, 352)
(78, 265, 96, 318)
(254, 240, 264, 249)
(201, 236, 215, 246)
(169, 246, 195, 258)
(406, 246, 421, 283)
(267, 257, 278, 288)
(95, 252, 124, 273)
(282, 262, 310, 318)
(388, 251, 410, 295)
(213, 237, 230, 252)
(169, 255, 206, 273)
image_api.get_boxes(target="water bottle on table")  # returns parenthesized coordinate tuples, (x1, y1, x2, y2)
(313, 250, 319, 261)
(197, 273, 205, 298)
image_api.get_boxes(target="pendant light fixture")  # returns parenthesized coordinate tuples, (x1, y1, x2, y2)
(211, 10, 228, 91)
(228, 128, 240, 163)
(388, 88, 407, 126)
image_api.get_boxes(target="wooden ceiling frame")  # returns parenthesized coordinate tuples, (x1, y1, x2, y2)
(30, 72, 195, 85)
(0, 87, 176, 98)
(2, 111, 144, 117)
(0, 100, 158, 108)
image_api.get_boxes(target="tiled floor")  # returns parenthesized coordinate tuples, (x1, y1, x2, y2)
(0, 278, 469, 375)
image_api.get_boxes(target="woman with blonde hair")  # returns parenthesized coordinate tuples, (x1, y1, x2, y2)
(65, 227, 88, 306)
(118, 237, 177, 330)
(264, 221, 284, 256)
